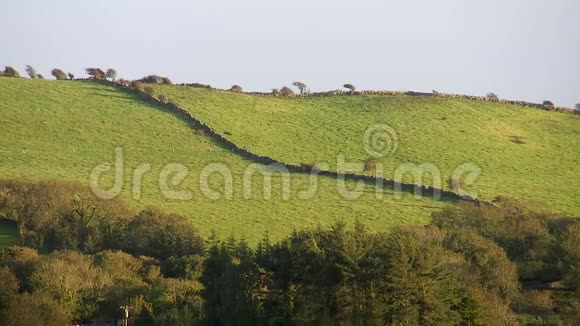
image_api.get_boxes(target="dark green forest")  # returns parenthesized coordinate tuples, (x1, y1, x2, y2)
(0, 179, 578, 325)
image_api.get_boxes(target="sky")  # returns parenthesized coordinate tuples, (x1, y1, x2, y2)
(1, 0, 579, 107)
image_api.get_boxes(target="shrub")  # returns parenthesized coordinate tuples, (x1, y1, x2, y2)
(486, 92, 499, 100)
(51, 68, 68, 80)
(293, 81, 308, 95)
(575, 103, 580, 111)
(229, 85, 243, 92)
(448, 178, 461, 191)
(143, 86, 155, 96)
(158, 94, 167, 103)
(542, 100, 554, 108)
(67, 72, 74, 80)
(25, 65, 37, 79)
(36, 74, 44, 79)
(364, 159, 378, 174)
(105, 68, 117, 81)
(279, 86, 294, 97)
(131, 80, 144, 92)
(85, 67, 106, 80)
(300, 162, 319, 172)
(139, 75, 168, 84)
(343, 83, 356, 92)
(271, 88, 280, 95)
(2, 66, 20, 78)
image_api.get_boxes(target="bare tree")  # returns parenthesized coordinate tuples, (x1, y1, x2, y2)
(106, 68, 117, 81)
(25, 65, 37, 79)
(486, 92, 499, 100)
(292, 81, 308, 95)
(51, 68, 68, 80)
(343, 84, 356, 92)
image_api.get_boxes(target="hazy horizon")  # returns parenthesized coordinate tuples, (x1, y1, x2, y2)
(1, 0, 579, 106)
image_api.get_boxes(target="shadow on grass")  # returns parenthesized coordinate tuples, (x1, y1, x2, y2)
(0, 218, 18, 249)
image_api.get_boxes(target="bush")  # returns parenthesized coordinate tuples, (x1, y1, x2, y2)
(279, 86, 294, 97)
(229, 85, 243, 92)
(486, 92, 499, 100)
(37, 74, 44, 79)
(25, 65, 37, 79)
(542, 100, 554, 108)
(131, 80, 144, 92)
(158, 94, 167, 103)
(140, 75, 172, 84)
(343, 83, 356, 92)
(143, 86, 155, 96)
(2, 66, 20, 78)
(67, 72, 74, 80)
(300, 162, 319, 172)
(85, 67, 106, 80)
(51, 68, 68, 80)
(575, 103, 580, 111)
(161, 77, 172, 85)
(271, 88, 280, 95)
(105, 68, 117, 81)
(364, 159, 378, 174)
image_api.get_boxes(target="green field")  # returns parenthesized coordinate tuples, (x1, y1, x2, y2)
(0, 77, 449, 244)
(153, 85, 580, 215)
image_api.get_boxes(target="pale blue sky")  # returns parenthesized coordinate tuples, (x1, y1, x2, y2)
(1, 0, 579, 106)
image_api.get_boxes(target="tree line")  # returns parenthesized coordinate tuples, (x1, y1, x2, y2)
(0, 179, 578, 325)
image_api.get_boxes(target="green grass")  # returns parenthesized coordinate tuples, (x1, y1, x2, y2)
(0, 219, 18, 249)
(0, 77, 450, 243)
(152, 85, 580, 216)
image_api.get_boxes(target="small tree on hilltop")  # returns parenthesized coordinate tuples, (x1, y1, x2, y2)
(230, 85, 243, 92)
(486, 92, 499, 100)
(542, 100, 554, 108)
(161, 77, 172, 85)
(343, 83, 356, 92)
(2, 66, 20, 78)
(293, 81, 308, 95)
(271, 88, 280, 96)
(25, 65, 37, 79)
(85, 67, 106, 80)
(68, 72, 74, 80)
(279, 86, 294, 97)
(37, 74, 44, 79)
(575, 103, 580, 111)
(51, 68, 68, 80)
(106, 68, 117, 81)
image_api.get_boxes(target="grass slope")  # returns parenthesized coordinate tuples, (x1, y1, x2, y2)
(152, 85, 580, 215)
(0, 77, 449, 243)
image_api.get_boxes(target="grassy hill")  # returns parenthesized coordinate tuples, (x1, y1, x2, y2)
(0, 77, 450, 244)
(152, 85, 580, 215)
